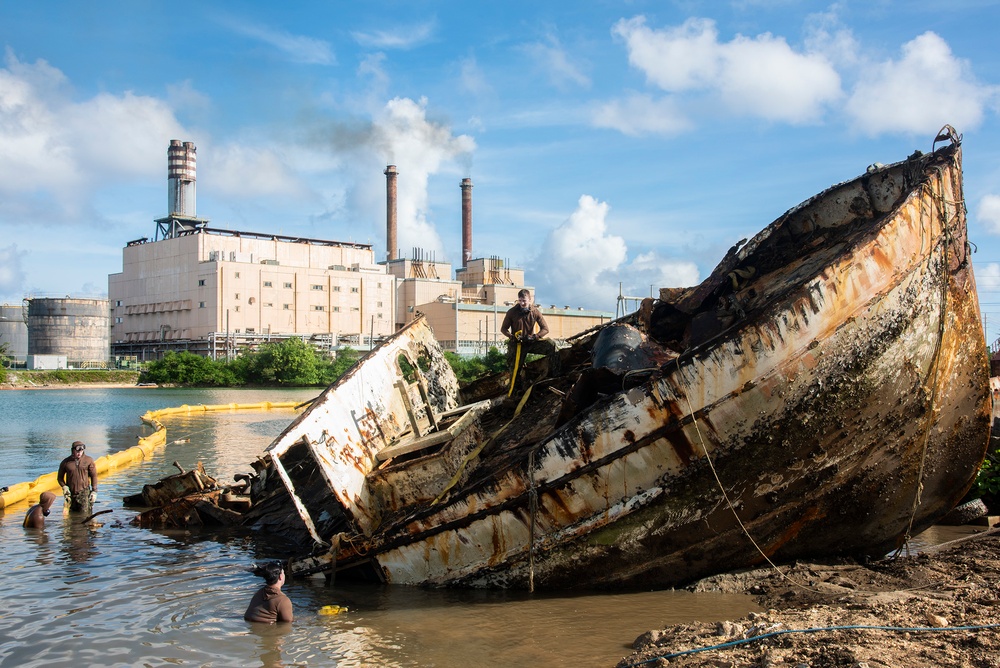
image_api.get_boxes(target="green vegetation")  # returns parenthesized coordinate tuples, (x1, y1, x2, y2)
(140, 340, 361, 387)
(444, 347, 507, 383)
(975, 455, 1000, 500)
(0, 339, 8, 383)
(136, 341, 508, 388)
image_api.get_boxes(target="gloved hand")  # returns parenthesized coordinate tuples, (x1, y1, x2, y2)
(89, 491, 97, 504)
(62, 486, 72, 502)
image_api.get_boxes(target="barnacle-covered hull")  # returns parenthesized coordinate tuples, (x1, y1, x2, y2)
(248, 128, 990, 589)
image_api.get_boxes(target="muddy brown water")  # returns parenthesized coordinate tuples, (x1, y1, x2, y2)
(0, 388, 979, 667)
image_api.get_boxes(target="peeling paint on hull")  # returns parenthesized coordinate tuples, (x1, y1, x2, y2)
(260, 129, 990, 590)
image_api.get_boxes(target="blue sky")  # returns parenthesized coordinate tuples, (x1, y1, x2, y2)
(2, 1, 1000, 342)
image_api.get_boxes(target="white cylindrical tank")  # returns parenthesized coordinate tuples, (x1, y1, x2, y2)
(0, 303, 28, 358)
(27, 298, 110, 362)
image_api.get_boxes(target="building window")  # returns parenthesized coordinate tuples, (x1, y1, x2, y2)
(283, 282, 293, 289)
(235, 293, 240, 300)
(115, 317, 123, 324)
(378, 283, 382, 288)
(377, 301, 383, 307)
(350, 287, 359, 293)
(333, 286, 341, 292)
(332, 306, 341, 312)
(263, 281, 273, 287)
(350, 307, 360, 312)
(311, 284, 324, 291)
(263, 302, 273, 308)
(115, 300, 122, 307)
(198, 279, 206, 287)
(199, 302, 206, 308)
(234, 272, 240, 278)
(246, 328, 255, 334)
(234, 306, 240, 312)
(377, 313, 383, 319)
(283, 304, 291, 310)
(313, 305, 325, 311)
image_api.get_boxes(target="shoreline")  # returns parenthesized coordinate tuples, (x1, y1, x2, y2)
(0, 383, 157, 390)
(617, 527, 1000, 667)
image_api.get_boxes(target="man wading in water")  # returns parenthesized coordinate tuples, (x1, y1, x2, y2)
(57, 441, 98, 512)
(244, 561, 294, 624)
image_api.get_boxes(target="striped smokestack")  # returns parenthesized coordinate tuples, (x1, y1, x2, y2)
(461, 177, 473, 267)
(167, 140, 197, 217)
(384, 165, 398, 261)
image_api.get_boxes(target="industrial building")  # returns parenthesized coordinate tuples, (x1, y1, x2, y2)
(106, 140, 611, 361)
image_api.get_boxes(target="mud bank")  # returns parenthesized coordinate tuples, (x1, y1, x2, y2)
(618, 528, 1000, 668)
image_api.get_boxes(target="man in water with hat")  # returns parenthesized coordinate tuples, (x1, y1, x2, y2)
(57, 441, 98, 512)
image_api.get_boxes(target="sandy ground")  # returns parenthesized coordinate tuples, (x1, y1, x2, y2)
(616, 528, 1000, 668)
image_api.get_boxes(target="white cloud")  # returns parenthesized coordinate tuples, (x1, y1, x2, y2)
(611, 16, 842, 124)
(535, 195, 699, 310)
(352, 21, 436, 50)
(459, 56, 492, 97)
(228, 21, 335, 65)
(0, 244, 27, 298)
(522, 36, 590, 90)
(977, 262, 1000, 291)
(613, 17, 721, 91)
(977, 194, 1000, 235)
(0, 51, 186, 220)
(845, 32, 997, 135)
(204, 143, 309, 199)
(592, 93, 692, 136)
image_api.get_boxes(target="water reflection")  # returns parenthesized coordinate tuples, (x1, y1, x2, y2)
(0, 388, 764, 668)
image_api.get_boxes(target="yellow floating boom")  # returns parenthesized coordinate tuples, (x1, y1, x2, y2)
(0, 400, 303, 510)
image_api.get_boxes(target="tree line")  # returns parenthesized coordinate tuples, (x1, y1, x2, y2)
(139, 338, 508, 387)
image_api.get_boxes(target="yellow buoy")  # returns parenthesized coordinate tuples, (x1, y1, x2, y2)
(318, 605, 348, 616)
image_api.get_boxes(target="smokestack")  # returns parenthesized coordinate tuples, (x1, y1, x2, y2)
(461, 177, 473, 268)
(167, 140, 197, 217)
(384, 165, 398, 262)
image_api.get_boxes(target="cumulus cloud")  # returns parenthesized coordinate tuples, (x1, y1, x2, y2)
(592, 93, 692, 136)
(535, 195, 699, 309)
(845, 32, 997, 135)
(521, 35, 590, 90)
(977, 195, 1000, 235)
(352, 21, 436, 50)
(0, 245, 27, 298)
(611, 16, 842, 125)
(0, 50, 186, 221)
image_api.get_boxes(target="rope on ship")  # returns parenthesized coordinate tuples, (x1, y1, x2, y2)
(0, 400, 302, 510)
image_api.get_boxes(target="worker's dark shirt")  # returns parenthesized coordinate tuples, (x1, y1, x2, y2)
(500, 305, 550, 340)
(57, 455, 98, 493)
(244, 585, 294, 623)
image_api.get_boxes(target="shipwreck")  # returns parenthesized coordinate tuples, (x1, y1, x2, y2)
(137, 126, 992, 590)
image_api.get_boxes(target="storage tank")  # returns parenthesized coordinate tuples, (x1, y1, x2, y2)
(27, 298, 110, 363)
(0, 303, 28, 358)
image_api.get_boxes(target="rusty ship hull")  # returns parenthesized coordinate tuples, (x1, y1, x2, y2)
(246, 128, 990, 589)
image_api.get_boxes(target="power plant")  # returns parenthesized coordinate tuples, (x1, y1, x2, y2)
(7, 140, 612, 366)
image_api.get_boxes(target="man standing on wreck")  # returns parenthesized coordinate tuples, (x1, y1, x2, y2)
(501, 289, 560, 380)
(57, 441, 98, 512)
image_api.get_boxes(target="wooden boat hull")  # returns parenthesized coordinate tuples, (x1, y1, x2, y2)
(263, 131, 990, 589)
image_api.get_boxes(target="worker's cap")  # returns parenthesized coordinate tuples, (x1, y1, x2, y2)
(71, 441, 86, 452)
